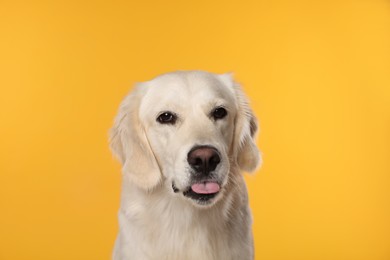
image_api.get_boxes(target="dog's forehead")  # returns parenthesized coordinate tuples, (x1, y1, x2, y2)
(141, 71, 236, 112)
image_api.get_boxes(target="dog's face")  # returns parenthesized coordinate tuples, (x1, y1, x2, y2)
(110, 71, 260, 207)
(140, 73, 236, 205)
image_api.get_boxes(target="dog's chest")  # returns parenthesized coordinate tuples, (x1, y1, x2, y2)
(150, 220, 228, 260)
(119, 200, 235, 260)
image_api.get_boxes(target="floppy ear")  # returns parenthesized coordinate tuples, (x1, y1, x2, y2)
(109, 85, 161, 190)
(219, 73, 262, 172)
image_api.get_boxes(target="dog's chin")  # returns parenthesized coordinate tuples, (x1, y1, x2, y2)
(183, 188, 221, 207)
(172, 181, 223, 207)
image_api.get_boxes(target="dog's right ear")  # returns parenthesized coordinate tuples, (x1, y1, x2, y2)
(109, 85, 161, 190)
(218, 73, 262, 173)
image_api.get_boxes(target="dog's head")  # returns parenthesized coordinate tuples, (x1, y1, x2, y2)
(110, 71, 261, 206)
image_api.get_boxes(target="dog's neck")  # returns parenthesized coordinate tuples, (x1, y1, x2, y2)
(115, 172, 253, 260)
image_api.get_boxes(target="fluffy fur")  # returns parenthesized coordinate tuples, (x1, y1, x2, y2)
(110, 71, 261, 260)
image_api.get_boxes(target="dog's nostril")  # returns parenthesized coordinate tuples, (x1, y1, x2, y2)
(209, 154, 221, 171)
(187, 146, 221, 175)
(195, 158, 203, 166)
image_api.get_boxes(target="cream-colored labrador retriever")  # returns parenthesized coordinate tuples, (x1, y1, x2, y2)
(110, 71, 261, 260)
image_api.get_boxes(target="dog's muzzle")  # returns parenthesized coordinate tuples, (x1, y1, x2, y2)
(171, 145, 223, 205)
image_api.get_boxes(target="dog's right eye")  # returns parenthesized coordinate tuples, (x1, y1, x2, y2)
(157, 112, 177, 124)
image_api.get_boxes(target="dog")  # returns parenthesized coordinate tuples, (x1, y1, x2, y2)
(109, 71, 261, 260)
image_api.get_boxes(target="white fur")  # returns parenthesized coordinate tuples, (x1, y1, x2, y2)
(110, 71, 261, 260)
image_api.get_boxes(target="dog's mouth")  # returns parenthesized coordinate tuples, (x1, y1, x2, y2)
(181, 181, 221, 204)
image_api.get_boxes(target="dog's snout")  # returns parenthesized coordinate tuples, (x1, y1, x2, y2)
(187, 146, 221, 175)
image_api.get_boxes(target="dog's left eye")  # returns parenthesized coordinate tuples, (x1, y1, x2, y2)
(212, 107, 228, 120)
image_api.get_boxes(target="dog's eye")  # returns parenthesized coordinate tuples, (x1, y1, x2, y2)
(212, 107, 228, 120)
(157, 112, 177, 124)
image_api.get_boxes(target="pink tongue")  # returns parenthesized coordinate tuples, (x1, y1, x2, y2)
(191, 182, 220, 194)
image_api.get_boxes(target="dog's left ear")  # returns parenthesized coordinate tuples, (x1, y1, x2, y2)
(218, 73, 262, 172)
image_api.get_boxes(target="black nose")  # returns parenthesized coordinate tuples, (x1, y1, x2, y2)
(187, 146, 221, 175)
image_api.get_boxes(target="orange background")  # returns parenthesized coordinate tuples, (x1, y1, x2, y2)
(1, 1, 389, 259)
